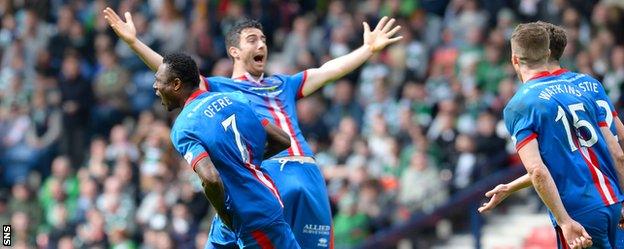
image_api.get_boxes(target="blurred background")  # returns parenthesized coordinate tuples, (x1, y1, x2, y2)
(1, 0, 623, 248)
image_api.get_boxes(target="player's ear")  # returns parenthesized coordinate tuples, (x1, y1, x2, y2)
(511, 54, 519, 66)
(546, 49, 551, 60)
(228, 46, 240, 60)
(173, 78, 182, 91)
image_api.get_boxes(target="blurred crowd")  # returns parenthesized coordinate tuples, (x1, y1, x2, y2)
(1, 0, 624, 248)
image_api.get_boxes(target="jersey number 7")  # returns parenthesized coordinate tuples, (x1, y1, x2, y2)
(222, 114, 250, 162)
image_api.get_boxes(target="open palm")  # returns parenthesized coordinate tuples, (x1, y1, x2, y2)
(478, 184, 511, 213)
(363, 16, 403, 53)
(103, 7, 137, 45)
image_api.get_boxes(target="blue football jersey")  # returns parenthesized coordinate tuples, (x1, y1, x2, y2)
(504, 71, 623, 217)
(554, 69, 618, 136)
(204, 72, 313, 158)
(171, 90, 283, 235)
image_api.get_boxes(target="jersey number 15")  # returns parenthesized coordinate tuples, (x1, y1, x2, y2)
(555, 100, 612, 152)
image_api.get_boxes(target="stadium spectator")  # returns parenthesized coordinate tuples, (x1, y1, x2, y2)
(58, 52, 93, 167)
(92, 52, 131, 135)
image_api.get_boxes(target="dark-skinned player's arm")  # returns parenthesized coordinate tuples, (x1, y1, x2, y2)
(103, 8, 163, 71)
(300, 16, 402, 97)
(193, 156, 233, 229)
(103, 7, 214, 90)
(263, 121, 291, 159)
(518, 140, 592, 249)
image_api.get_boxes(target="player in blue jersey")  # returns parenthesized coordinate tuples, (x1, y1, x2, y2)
(154, 52, 300, 248)
(104, 7, 402, 248)
(480, 21, 624, 248)
(491, 23, 624, 249)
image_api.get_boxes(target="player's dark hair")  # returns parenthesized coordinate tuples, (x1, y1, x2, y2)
(225, 18, 263, 51)
(535, 21, 567, 62)
(162, 52, 199, 89)
(511, 23, 550, 68)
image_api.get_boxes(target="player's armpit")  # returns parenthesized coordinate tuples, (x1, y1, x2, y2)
(193, 157, 233, 229)
(263, 121, 291, 159)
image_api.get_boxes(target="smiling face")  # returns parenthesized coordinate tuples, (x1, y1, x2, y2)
(153, 63, 181, 111)
(229, 27, 268, 77)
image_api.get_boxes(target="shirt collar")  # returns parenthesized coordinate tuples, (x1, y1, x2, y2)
(551, 68, 569, 75)
(184, 89, 206, 107)
(526, 71, 553, 82)
(234, 72, 264, 85)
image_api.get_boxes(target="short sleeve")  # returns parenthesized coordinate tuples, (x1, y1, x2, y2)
(281, 70, 308, 100)
(172, 129, 209, 171)
(504, 101, 538, 151)
(595, 84, 616, 128)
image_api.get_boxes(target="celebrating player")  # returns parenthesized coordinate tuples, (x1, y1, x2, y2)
(480, 20, 624, 249)
(103, 7, 402, 248)
(155, 52, 299, 248)
(502, 23, 624, 248)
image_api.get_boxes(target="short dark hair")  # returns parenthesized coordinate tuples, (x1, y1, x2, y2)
(225, 18, 263, 51)
(162, 52, 199, 89)
(535, 21, 567, 62)
(511, 23, 550, 68)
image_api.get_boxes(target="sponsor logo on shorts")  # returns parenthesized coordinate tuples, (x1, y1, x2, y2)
(317, 238, 328, 247)
(303, 224, 331, 235)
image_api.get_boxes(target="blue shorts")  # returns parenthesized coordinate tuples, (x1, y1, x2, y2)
(206, 160, 333, 249)
(556, 203, 622, 249)
(205, 217, 300, 249)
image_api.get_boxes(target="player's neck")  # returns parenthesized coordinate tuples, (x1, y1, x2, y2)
(231, 69, 263, 82)
(547, 61, 561, 71)
(181, 88, 203, 108)
(519, 66, 551, 83)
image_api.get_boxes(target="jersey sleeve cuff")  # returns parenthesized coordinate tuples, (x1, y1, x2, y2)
(613, 111, 618, 117)
(516, 133, 538, 151)
(191, 151, 209, 171)
(598, 121, 608, 127)
(261, 118, 270, 127)
(296, 70, 308, 100)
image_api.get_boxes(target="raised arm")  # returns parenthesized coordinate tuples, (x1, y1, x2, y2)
(263, 121, 291, 159)
(518, 140, 592, 249)
(300, 16, 402, 97)
(193, 156, 233, 229)
(103, 7, 163, 71)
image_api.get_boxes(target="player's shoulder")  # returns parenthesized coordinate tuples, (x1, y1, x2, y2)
(205, 75, 233, 85)
(563, 71, 600, 83)
(504, 83, 545, 116)
(268, 72, 304, 83)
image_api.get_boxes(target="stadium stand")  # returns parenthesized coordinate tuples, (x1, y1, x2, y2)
(1, 0, 623, 248)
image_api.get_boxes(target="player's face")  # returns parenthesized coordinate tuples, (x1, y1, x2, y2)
(153, 64, 179, 111)
(236, 28, 267, 76)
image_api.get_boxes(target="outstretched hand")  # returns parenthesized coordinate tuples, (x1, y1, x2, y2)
(478, 184, 511, 213)
(363, 16, 403, 53)
(103, 7, 137, 45)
